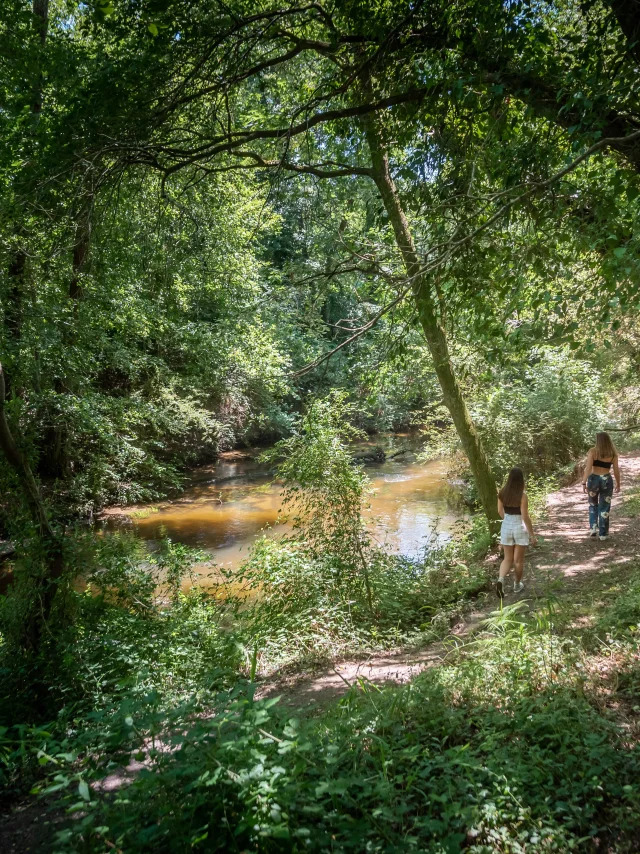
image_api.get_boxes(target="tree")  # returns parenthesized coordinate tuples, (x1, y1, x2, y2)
(78, 1, 501, 522)
(2, 0, 639, 540)
(91, 0, 636, 521)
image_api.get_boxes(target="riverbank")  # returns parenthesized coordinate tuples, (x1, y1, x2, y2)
(4, 454, 640, 852)
(257, 451, 640, 707)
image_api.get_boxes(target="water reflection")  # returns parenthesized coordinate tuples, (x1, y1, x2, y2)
(104, 438, 466, 584)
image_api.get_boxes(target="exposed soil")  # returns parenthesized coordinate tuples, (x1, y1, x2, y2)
(257, 452, 640, 709)
(0, 798, 65, 854)
(3, 454, 639, 850)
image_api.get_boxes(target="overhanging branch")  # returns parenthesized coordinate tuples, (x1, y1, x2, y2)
(229, 150, 372, 177)
(291, 127, 640, 377)
(116, 85, 434, 173)
(291, 286, 412, 377)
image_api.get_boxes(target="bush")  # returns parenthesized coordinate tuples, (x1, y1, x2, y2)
(472, 348, 605, 479)
(228, 536, 488, 675)
(46, 607, 640, 853)
(0, 534, 241, 796)
(225, 396, 490, 674)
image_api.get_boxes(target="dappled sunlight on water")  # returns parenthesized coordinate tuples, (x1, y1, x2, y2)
(104, 437, 467, 586)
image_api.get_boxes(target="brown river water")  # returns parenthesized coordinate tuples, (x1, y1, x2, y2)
(102, 436, 467, 588)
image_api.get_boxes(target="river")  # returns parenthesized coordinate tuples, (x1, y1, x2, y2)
(103, 436, 466, 588)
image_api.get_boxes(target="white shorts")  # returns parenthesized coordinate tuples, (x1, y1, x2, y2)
(500, 514, 530, 547)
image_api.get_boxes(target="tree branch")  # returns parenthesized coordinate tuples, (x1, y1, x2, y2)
(291, 126, 640, 377)
(422, 127, 640, 264)
(290, 286, 412, 377)
(228, 150, 373, 177)
(605, 423, 640, 432)
(479, 69, 640, 171)
(117, 86, 434, 173)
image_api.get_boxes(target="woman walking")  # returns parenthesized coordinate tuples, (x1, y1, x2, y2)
(496, 467, 536, 600)
(582, 432, 621, 540)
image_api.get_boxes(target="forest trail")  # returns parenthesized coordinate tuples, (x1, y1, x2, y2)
(2, 458, 638, 854)
(259, 452, 640, 709)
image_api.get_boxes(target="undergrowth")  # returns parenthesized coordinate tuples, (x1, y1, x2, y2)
(3, 404, 640, 851)
(226, 532, 488, 676)
(33, 598, 640, 853)
(221, 396, 490, 675)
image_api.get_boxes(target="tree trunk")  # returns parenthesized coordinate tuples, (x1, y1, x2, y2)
(0, 1, 63, 650)
(608, 0, 640, 63)
(0, 363, 63, 648)
(362, 115, 499, 526)
(39, 196, 93, 479)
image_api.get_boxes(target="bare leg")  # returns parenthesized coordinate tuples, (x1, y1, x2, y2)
(514, 545, 527, 583)
(499, 545, 515, 580)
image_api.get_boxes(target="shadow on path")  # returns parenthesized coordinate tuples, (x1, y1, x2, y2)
(258, 453, 640, 709)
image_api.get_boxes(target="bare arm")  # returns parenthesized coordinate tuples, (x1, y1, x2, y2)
(521, 494, 536, 542)
(582, 449, 594, 492)
(613, 456, 621, 493)
(497, 497, 505, 519)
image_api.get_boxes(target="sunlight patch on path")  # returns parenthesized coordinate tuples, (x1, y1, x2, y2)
(258, 453, 640, 708)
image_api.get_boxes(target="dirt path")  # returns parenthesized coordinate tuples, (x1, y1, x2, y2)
(527, 453, 640, 590)
(3, 456, 638, 851)
(258, 452, 640, 709)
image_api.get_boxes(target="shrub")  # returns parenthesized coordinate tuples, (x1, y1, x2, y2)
(0, 534, 241, 796)
(230, 536, 488, 675)
(226, 395, 489, 674)
(262, 392, 375, 610)
(424, 348, 606, 486)
(46, 608, 640, 853)
(473, 348, 605, 479)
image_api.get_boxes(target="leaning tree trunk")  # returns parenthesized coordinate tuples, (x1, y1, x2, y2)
(0, 364, 63, 648)
(362, 115, 499, 526)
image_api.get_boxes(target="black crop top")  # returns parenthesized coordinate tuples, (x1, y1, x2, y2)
(503, 505, 521, 515)
(593, 459, 613, 469)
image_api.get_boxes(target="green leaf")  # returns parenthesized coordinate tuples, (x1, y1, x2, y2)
(78, 779, 90, 802)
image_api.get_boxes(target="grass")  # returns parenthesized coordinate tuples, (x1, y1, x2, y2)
(38, 590, 640, 853)
(4, 440, 640, 851)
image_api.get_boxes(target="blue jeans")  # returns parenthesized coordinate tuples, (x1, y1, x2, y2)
(587, 473, 614, 536)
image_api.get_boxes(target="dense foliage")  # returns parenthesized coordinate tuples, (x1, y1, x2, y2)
(1, 0, 640, 850)
(6, 556, 640, 853)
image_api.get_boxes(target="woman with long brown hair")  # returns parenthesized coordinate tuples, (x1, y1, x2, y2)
(582, 432, 621, 540)
(496, 467, 537, 600)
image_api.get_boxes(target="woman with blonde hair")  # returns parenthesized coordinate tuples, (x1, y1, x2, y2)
(582, 432, 620, 540)
(496, 467, 537, 600)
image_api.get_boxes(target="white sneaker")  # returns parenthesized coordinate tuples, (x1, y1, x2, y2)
(599, 535, 609, 541)
(513, 581, 525, 594)
(589, 526, 597, 538)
